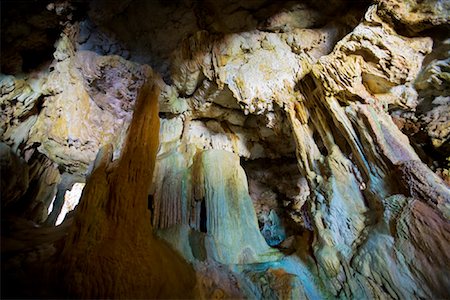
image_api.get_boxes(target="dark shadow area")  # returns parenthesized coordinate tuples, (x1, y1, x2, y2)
(1, 0, 88, 74)
(241, 157, 312, 255)
(200, 199, 207, 233)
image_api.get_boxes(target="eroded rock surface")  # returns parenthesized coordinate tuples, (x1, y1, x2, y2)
(1, 0, 449, 299)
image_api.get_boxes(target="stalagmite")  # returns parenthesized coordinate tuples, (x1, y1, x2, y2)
(59, 72, 196, 299)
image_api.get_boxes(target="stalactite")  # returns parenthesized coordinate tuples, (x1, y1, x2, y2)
(284, 6, 450, 297)
(152, 151, 190, 229)
(194, 149, 281, 264)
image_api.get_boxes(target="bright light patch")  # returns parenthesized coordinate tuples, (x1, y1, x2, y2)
(55, 183, 85, 226)
(48, 195, 56, 216)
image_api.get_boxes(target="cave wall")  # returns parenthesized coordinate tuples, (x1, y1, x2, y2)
(1, 0, 449, 299)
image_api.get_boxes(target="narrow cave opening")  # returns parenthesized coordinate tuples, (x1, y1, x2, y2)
(47, 183, 85, 226)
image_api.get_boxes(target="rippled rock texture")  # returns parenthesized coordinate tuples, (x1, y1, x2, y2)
(1, 0, 449, 299)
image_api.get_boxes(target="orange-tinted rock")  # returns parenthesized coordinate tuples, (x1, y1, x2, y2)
(59, 75, 196, 298)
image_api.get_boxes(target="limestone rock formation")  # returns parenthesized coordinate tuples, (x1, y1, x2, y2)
(59, 77, 196, 298)
(1, 0, 449, 299)
(153, 149, 281, 264)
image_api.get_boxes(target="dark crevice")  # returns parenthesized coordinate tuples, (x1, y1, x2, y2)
(312, 130, 329, 157)
(18, 94, 46, 123)
(199, 199, 207, 233)
(20, 42, 57, 73)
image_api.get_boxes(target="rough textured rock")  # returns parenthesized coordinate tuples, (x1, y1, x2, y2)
(375, 0, 450, 34)
(352, 195, 450, 299)
(1, 0, 450, 299)
(1, 142, 30, 207)
(1, 142, 60, 223)
(1, 30, 147, 175)
(170, 23, 345, 114)
(28, 34, 147, 174)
